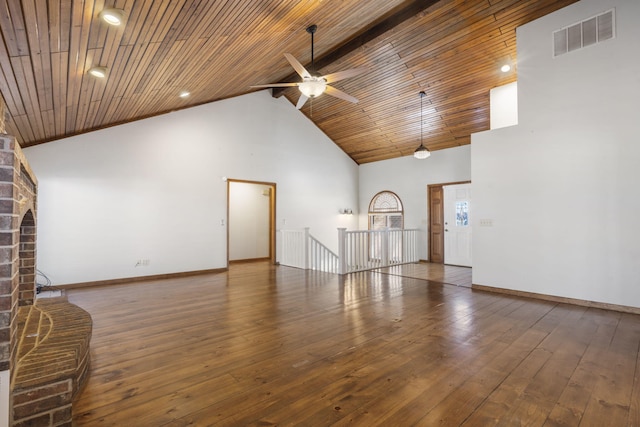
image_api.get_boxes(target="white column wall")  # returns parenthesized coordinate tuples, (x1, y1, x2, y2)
(472, 0, 640, 307)
(490, 82, 518, 129)
(24, 91, 359, 285)
(358, 146, 472, 261)
(0, 369, 7, 427)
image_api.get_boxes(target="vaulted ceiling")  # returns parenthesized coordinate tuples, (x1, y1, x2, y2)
(0, 0, 577, 164)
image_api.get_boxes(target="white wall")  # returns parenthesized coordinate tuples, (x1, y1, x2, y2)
(472, 0, 640, 307)
(358, 146, 471, 260)
(0, 369, 7, 427)
(24, 91, 359, 285)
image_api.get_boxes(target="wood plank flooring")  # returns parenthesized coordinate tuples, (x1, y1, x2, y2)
(67, 262, 640, 426)
(377, 262, 472, 287)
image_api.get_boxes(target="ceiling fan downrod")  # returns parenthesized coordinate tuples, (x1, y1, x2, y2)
(306, 24, 317, 74)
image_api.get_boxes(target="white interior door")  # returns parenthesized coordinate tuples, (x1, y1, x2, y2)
(443, 183, 472, 267)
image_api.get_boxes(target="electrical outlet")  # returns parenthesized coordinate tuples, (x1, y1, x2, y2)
(479, 219, 494, 227)
(135, 259, 151, 267)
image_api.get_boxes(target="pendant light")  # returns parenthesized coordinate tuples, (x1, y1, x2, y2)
(414, 91, 431, 159)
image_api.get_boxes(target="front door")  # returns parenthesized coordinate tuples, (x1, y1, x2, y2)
(428, 186, 444, 263)
(443, 183, 472, 267)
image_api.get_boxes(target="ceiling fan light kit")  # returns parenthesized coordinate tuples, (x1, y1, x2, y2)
(251, 24, 366, 110)
(414, 91, 431, 159)
(299, 77, 326, 98)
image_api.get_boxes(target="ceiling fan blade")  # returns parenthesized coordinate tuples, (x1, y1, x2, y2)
(325, 85, 359, 104)
(250, 83, 300, 88)
(296, 94, 309, 110)
(322, 67, 368, 84)
(284, 53, 311, 79)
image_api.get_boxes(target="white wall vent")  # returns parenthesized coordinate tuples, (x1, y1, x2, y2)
(553, 9, 614, 57)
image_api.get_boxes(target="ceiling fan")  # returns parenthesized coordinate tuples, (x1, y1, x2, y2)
(251, 25, 367, 109)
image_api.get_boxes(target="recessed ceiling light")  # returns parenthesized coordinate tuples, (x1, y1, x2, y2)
(179, 91, 190, 98)
(501, 64, 512, 73)
(88, 66, 108, 78)
(100, 8, 125, 26)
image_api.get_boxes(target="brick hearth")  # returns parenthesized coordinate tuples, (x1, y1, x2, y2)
(12, 297, 92, 426)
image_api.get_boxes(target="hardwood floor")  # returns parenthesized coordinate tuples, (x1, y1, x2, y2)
(377, 262, 472, 287)
(67, 262, 640, 426)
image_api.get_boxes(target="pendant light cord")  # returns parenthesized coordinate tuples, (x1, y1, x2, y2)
(420, 91, 425, 146)
(414, 91, 430, 159)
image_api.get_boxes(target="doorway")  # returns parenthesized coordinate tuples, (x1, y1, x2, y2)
(227, 179, 276, 264)
(428, 181, 471, 266)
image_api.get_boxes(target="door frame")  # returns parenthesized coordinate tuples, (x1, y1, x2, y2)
(427, 180, 470, 263)
(227, 179, 277, 265)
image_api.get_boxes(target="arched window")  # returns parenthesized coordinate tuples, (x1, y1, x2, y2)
(368, 191, 404, 230)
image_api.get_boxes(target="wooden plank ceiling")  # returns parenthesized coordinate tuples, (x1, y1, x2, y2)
(0, 0, 578, 164)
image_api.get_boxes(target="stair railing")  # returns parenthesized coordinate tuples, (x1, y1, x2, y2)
(280, 227, 419, 275)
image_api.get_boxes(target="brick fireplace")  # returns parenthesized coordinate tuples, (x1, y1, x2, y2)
(0, 130, 38, 424)
(0, 112, 92, 425)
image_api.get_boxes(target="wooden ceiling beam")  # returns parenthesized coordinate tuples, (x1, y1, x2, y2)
(271, 0, 442, 98)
